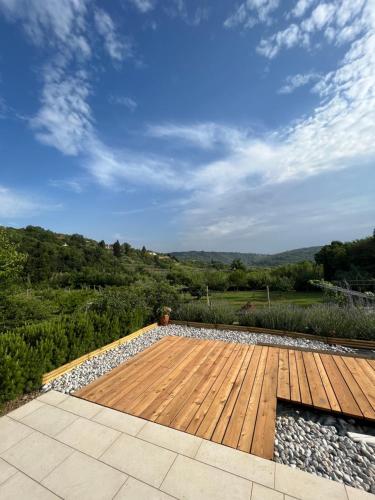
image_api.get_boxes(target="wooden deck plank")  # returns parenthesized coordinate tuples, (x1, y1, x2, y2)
(211, 346, 254, 444)
(333, 356, 375, 419)
(295, 351, 312, 406)
(313, 353, 341, 412)
(125, 340, 211, 418)
(288, 350, 300, 402)
(222, 345, 262, 448)
(341, 357, 375, 412)
(251, 348, 279, 460)
(237, 346, 268, 453)
(99, 337, 199, 408)
(186, 343, 240, 435)
(195, 345, 249, 440)
(277, 348, 290, 400)
(76, 336, 179, 400)
(156, 342, 226, 427)
(302, 352, 331, 410)
(320, 354, 363, 417)
(357, 359, 375, 386)
(172, 342, 234, 431)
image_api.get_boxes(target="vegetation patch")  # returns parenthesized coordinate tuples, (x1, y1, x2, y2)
(173, 303, 375, 341)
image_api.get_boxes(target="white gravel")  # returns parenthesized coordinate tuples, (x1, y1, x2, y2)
(44, 323, 355, 394)
(275, 403, 375, 494)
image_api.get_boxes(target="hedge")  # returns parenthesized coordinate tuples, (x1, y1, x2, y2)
(0, 309, 147, 404)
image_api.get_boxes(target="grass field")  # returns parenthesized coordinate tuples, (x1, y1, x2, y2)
(203, 290, 323, 308)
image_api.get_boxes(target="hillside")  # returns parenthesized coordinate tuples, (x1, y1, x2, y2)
(3, 225, 166, 285)
(169, 246, 322, 267)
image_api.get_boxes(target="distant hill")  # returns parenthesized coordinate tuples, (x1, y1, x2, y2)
(169, 247, 322, 267)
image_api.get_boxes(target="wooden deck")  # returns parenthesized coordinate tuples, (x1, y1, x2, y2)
(75, 336, 375, 460)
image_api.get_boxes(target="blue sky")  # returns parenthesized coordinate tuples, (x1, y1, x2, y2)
(0, 0, 374, 253)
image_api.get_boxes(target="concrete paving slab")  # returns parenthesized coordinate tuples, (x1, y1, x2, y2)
(0, 416, 33, 454)
(21, 403, 78, 436)
(7, 399, 45, 420)
(2, 431, 73, 481)
(346, 486, 375, 499)
(38, 390, 69, 406)
(196, 439, 275, 488)
(58, 396, 103, 419)
(0, 458, 17, 485)
(161, 454, 252, 500)
(42, 450, 127, 500)
(92, 407, 147, 435)
(56, 417, 120, 458)
(100, 432, 176, 488)
(114, 476, 175, 499)
(275, 463, 348, 500)
(0, 471, 59, 499)
(251, 482, 283, 499)
(138, 421, 203, 458)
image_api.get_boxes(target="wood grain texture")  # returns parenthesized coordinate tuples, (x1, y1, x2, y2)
(76, 335, 375, 460)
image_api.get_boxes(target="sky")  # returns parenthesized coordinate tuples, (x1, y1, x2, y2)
(0, 0, 374, 253)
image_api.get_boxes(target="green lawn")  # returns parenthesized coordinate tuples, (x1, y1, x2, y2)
(203, 290, 323, 308)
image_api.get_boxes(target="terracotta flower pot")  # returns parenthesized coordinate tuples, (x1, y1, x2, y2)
(159, 314, 170, 326)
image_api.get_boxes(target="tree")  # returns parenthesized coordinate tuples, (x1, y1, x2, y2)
(98, 240, 106, 249)
(122, 242, 131, 255)
(0, 229, 27, 286)
(230, 258, 246, 271)
(112, 240, 122, 258)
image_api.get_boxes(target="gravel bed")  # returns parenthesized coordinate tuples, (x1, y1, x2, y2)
(45, 324, 355, 394)
(275, 402, 375, 493)
(166, 324, 356, 353)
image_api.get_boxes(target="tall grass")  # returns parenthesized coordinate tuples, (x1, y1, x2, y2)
(173, 302, 375, 340)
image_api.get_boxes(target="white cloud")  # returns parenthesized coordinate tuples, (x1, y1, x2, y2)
(128, 0, 155, 13)
(224, 0, 279, 29)
(147, 123, 247, 150)
(0, 186, 51, 218)
(257, 23, 306, 58)
(94, 8, 131, 62)
(0, 0, 91, 59)
(49, 179, 83, 194)
(278, 72, 320, 93)
(291, 0, 316, 17)
(301, 3, 335, 31)
(0, 95, 6, 118)
(257, 0, 369, 58)
(30, 66, 93, 156)
(109, 95, 138, 111)
(85, 139, 183, 189)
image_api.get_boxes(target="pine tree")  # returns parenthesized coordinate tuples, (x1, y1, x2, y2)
(113, 240, 122, 258)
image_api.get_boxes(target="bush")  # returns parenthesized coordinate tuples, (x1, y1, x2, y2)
(173, 302, 237, 324)
(173, 303, 375, 340)
(0, 310, 146, 404)
(0, 279, 182, 404)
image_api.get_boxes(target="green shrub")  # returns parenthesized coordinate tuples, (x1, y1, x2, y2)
(173, 303, 375, 340)
(0, 310, 146, 404)
(173, 302, 236, 324)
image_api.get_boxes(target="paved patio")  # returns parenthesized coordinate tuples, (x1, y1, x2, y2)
(0, 391, 373, 499)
